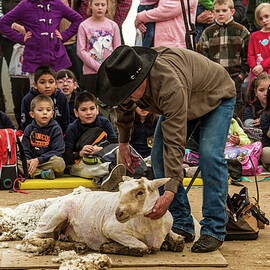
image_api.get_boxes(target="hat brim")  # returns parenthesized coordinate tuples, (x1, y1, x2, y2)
(96, 46, 158, 106)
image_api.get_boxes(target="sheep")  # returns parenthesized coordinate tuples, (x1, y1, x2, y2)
(22, 177, 184, 256)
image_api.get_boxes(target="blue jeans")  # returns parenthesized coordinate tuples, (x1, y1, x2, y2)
(151, 98, 235, 241)
(137, 4, 156, 47)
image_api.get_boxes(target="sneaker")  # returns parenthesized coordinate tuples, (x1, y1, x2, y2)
(101, 164, 126, 191)
(40, 169, 55, 180)
(191, 235, 223, 253)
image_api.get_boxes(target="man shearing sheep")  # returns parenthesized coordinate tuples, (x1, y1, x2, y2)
(96, 45, 236, 253)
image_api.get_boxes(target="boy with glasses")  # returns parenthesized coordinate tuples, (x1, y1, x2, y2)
(57, 69, 82, 123)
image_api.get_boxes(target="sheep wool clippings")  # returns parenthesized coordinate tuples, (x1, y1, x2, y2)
(0, 186, 91, 241)
(52, 250, 112, 270)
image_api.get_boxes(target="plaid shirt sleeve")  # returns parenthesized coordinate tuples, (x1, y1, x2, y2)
(114, 0, 132, 27)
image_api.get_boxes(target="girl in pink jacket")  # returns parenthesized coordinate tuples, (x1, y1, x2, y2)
(135, 0, 198, 48)
(77, 0, 121, 94)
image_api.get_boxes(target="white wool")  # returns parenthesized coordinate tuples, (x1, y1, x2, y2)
(16, 241, 42, 253)
(0, 242, 9, 248)
(0, 187, 90, 241)
(52, 251, 112, 270)
(0, 199, 50, 240)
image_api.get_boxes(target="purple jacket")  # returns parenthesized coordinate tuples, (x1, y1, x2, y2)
(0, 0, 82, 73)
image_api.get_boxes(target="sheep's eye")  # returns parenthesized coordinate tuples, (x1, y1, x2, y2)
(136, 191, 144, 196)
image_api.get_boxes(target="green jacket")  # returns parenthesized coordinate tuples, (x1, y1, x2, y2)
(229, 118, 251, 145)
(198, 0, 213, 10)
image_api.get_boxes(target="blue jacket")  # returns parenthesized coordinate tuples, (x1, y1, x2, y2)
(21, 87, 70, 133)
(0, 111, 15, 129)
(130, 114, 157, 158)
(22, 119, 65, 164)
(0, 0, 82, 73)
(64, 116, 118, 164)
(243, 99, 263, 121)
(260, 111, 270, 147)
(69, 91, 77, 123)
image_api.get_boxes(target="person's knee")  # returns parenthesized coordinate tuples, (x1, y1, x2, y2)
(50, 156, 66, 174)
(261, 147, 270, 168)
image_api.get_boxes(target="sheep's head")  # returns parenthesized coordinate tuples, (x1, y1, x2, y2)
(115, 177, 171, 223)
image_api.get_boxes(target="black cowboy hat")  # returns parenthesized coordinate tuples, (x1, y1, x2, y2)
(96, 45, 158, 106)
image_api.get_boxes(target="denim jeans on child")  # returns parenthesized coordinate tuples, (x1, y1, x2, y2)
(151, 97, 235, 241)
(137, 4, 156, 47)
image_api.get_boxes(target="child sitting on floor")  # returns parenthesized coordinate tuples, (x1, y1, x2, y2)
(21, 66, 70, 133)
(63, 92, 126, 191)
(56, 69, 81, 123)
(228, 117, 251, 146)
(18, 95, 66, 179)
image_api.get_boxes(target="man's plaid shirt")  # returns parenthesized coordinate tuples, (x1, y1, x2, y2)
(114, 0, 132, 27)
(197, 18, 250, 78)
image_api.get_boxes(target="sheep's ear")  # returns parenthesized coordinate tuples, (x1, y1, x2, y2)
(149, 178, 171, 191)
(122, 176, 132, 181)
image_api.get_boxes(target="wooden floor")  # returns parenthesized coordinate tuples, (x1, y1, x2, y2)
(0, 220, 227, 269)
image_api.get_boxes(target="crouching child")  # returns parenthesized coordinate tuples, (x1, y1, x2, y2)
(18, 95, 66, 179)
(63, 92, 127, 191)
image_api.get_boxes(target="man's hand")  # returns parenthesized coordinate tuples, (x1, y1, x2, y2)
(119, 142, 140, 174)
(145, 191, 175, 219)
(27, 158, 39, 175)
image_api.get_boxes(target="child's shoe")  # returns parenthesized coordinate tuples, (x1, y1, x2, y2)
(40, 169, 55, 180)
(101, 164, 126, 192)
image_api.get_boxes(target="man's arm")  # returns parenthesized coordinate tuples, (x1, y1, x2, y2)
(114, 0, 132, 28)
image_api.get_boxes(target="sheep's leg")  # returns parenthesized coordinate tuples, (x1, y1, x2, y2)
(100, 240, 151, 257)
(161, 230, 185, 252)
(34, 200, 69, 238)
(20, 235, 56, 254)
(21, 200, 70, 254)
(105, 232, 150, 256)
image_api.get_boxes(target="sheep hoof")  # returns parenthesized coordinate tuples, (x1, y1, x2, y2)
(161, 231, 185, 252)
(55, 241, 88, 254)
(21, 236, 55, 254)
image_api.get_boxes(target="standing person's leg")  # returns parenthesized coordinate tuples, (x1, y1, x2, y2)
(261, 147, 270, 171)
(65, 43, 84, 88)
(0, 55, 6, 112)
(10, 77, 30, 129)
(151, 115, 195, 240)
(192, 97, 235, 252)
(232, 75, 244, 119)
(0, 36, 30, 128)
(84, 74, 97, 95)
(0, 35, 15, 113)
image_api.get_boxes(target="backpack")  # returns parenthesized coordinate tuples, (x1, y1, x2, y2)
(0, 129, 28, 190)
(224, 141, 262, 176)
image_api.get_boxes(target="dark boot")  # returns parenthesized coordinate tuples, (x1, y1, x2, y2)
(191, 234, 223, 253)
